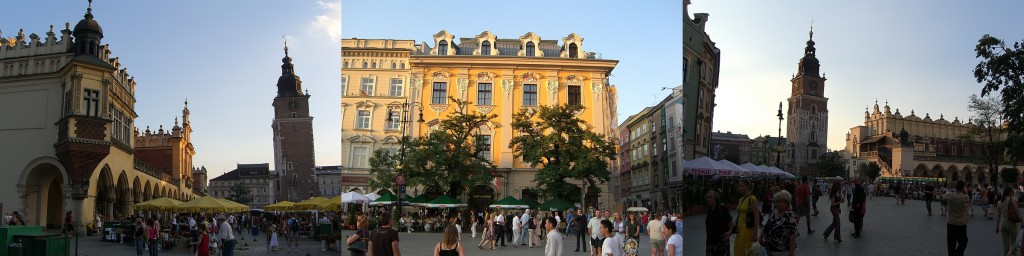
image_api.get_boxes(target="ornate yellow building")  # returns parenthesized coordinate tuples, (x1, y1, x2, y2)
(408, 31, 619, 209)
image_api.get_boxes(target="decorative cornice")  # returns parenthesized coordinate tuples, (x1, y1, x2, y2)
(521, 72, 540, 84)
(501, 79, 514, 101)
(431, 71, 450, 81)
(565, 74, 586, 85)
(430, 105, 449, 115)
(477, 106, 494, 115)
(476, 72, 495, 82)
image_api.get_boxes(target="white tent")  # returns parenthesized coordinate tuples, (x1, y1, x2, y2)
(767, 166, 795, 178)
(341, 191, 372, 203)
(683, 157, 723, 176)
(716, 160, 753, 177)
(364, 193, 381, 201)
(740, 163, 771, 176)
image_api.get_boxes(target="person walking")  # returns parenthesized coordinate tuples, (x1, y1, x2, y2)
(588, 210, 606, 256)
(734, 179, 761, 255)
(796, 177, 815, 235)
(369, 212, 402, 256)
(455, 212, 464, 235)
(761, 191, 798, 256)
(523, 209, 533, 247)
(434, 226, 465, 256)
(851, 178, 867, 238)
(471, 210, 478, 238)
(346, 216, 369, 256)
(574, 209, 588, 252)
(664, 219, 683, 256)
(627, 213, 640, 247)
(926, 182, 936, 216)
(133, 218, 145, 256)
(512, 213, 523, 247)
(822, 181, 843, 242)
(812, 182, 823, 216)
(196, 223, 211, 256)
(613, 212, 626, 245)
(996, 187, 1022, 256)
(947, 180, 970, 256)
(478, 213, 493, 249)
(146, 219, 160, 256)
(217, 216, 236, 256)
(600, 219, 624, 256)
(704, 190, 731, 256)
(647, 212, 666, 256)
(495, 210, 506, 247)
(545, 217, 564, 256)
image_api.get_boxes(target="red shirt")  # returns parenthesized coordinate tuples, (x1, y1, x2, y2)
(796, 184, 810, 205)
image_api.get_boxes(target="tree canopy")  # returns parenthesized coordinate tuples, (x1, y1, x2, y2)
(974, 35, 1024, 164)
(227, 183, 253, 206)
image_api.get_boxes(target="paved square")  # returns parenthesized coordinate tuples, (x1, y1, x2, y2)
(684, 196, 1010, 255)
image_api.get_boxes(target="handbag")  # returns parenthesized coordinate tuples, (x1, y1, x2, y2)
(347, 229, 369, 253)
(732, 195, 755, 234)
(1008, 199, 1022, 223)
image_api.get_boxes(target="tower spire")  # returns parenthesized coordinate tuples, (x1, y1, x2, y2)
(85, 0, 93, 19)
(283, 35, 289, 57)
(809, 19, 814, 40)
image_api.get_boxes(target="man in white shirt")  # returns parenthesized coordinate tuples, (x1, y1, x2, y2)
(495, 210, 506, 246)
(512, 214, 522, 246)
(545, 217, 563, 256)
(217, 216, 237, 256)
(587, 210, 605, 256)
(521, 209, 532, 247)
(647, 216, 665, 256)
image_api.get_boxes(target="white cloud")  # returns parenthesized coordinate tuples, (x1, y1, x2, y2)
(309, 1, 340, 42)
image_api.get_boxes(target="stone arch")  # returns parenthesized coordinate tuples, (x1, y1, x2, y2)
(468, 184, 497, 212)
(913, 163, 928, 177)
(133, 177, 142, 203)
(946, 165, 960, 181)
(94, 166, 116, 218)
(930, 164, 944, 178)
(19, 157, 69, 228)
(143, 181, 152, 201)
(116, 171, 131, 216)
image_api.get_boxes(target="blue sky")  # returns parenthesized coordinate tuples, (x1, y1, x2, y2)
(342, 0, 683, 124)
(688, 0, 1024, 151)
(2, 1, 341, 178)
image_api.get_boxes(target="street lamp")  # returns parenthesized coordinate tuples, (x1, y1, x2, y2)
(776, 102, 784, 168)
(385, 100, 423, 223)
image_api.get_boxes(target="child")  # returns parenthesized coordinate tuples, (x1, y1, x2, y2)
(268, 224, 279, 251)
(196, 223, 210, 256)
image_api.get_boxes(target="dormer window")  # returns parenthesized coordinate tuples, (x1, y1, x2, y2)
(438, 40, 448, 55)
(526, 42, 536, 57)
(569, 43, 578, 58)
(481, 41, 491, 55)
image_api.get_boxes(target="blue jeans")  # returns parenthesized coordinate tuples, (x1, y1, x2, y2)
(147, 239, 158, 256)
(135, 238, 145, 256)
(222, 239, 236, 256)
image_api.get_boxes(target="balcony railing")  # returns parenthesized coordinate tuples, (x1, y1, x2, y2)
(859, 151, 878, 158)
(134, 159, 180, 186)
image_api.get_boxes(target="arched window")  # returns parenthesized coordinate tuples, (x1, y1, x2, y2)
(438, 40, 448, 55)
(481, 41, 491, 55)
(343, 62, 349, 68)
(391, 62, 397, 69)
(371, 62, 377, 69)
(526, 42, 535, 57)
(401, 63, 406, 69)
(362, 62, 368, 68)
(811, 105, 817, 114)
(569, 43, 578, 58)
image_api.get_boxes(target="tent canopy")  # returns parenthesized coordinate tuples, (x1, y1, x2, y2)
(265, 201, 295, 211)
(177, 196, 248, 213)
(489, 196, 529, 209)
(134, 197, 183, 211)
(424, 195, 467, 208)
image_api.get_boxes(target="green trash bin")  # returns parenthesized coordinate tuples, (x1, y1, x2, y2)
(12, 234, 68, 256)
(6, 238, 25, 256)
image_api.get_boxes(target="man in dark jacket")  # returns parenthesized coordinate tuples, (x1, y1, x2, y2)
(851, 178, 867, 238)
(574, 209, 588, 252)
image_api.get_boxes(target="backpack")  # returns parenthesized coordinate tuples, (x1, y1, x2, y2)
(288, 218, 298, 231)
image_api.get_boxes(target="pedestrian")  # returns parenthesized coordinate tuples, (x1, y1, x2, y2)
(217, 216, 236, 256)
(704, 190, 731, 256)
(574, 209, 588, 252)
(495, 210, 506, 247)
(812, 181, 823, 216)
(287, 214, 300, 252)
(524, 209, 536, 247)
(588, 209, 605, 256)
(470, 210, 478, 238)
(940, 183, 950, 217)
(796, 176, 815, 235)
(196, 223, 210, 256)
(647, 211, 665, 256)
(269, 224, 280, 252)
(947, 180, 970, 256)
(926, 182, 936, 216)
(734, 179, 761, 255)
(761, 183, 775, 221)
(63, 211, 74, 237)
(433, 225, 465, 256)
(613, 212, 626, 245)
(663, 219, 683, 256)
(133, 218, 145, 256)
(455, 212, 464, 235)
(626, 213, 640, 246)
(761, 190, 797, 256)
(369, 211, 402, 256)
(600, 219, 624, 256)
(996, 187, 1022, 256)
(851, 178, 867, 238)
(477, 212, 492, 249)
(346, 216, 369, 256)
(545, 217, 564, 256)
(512, 212, 523, 246)
(146, 218, 159, 256)
(822, 180, 843, 242)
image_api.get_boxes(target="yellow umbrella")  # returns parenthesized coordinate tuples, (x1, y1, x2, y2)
(217, 198, 250, 212)
(265, 201, 296, 211)
(134, 197, 184, 211)
(177, 196, 248, 213)
(318, 195, 344, 211)
(294, 197, 329, 210)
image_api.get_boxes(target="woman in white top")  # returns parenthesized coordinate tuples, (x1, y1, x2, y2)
(663, 219, 683, 256)
(600, 219, 624, 256)
(613, 213, 626, 244)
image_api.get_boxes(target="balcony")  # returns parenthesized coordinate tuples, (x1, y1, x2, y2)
(134, 159, 180, 186)
(858, 151, 878, 158)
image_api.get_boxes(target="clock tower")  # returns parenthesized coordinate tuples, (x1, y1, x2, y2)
(785, 26, 829, 175)
(272, 40, 318, 202)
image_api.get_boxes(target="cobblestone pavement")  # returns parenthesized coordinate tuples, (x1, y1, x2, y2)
(684, 196, 1011, 256)
(68, 232, 345, 256)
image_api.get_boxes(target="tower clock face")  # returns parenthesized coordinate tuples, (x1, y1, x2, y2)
(809, 81, 818, 91)
(289, 99, 297, 110)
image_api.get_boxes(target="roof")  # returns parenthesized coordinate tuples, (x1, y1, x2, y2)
(860, 135, 885, 144)
(211, 163, 271, 181)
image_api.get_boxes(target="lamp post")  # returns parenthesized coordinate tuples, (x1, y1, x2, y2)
(385, 100, 424, 223)
(776, 102, 784, 168)
(75, 178, 89, 256)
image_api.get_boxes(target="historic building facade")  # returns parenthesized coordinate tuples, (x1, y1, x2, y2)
(0, 4, 197, 231)
(272, 42, 318, 202)
(339, 39, 416, 195)
(410, 30, 619, 209)
(622, 107, 653, 209)
(208, 164, 275, 209)
(785, 28, 829, 175)
(618, 85, 687, 213)
(192, 166, 208, 195)
(845, 101, 1018, 185)
(710, 131, 753, 164)
(684, 1, 720, 161)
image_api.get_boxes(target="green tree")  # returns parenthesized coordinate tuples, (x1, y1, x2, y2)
(509, 104, 617, 201)
(974, 35, 1024, 165)
(227, 183, 253, 206)
(963, 94, 1007, 183)
(1000, 167, 1019, 185)
(812, 150, 847, 178)
(864, 162, 882, 182)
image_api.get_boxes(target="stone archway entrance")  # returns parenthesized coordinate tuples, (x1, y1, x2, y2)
(94, 167, 116, 218)
(468, 185, 495, 212)
(21, 161, 67, 229)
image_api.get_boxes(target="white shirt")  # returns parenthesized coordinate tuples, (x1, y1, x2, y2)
(545, 229, 563, 256)
(521, 212, 531, 227)
(217, 221, 234, 240)
(188, 218, 197, 230)
(601, 234, 625, 256)
(496, 214, 505, 225)
(587, 218, 603, 239)
(513, 216, 521, 229)
(666, 234, 683, 256)
(555, 215, 561, 226)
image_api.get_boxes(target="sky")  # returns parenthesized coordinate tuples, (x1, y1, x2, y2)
(342, 0, 683, 124)
(1, 0, 342, 178)
(687, 0, 1024, 151)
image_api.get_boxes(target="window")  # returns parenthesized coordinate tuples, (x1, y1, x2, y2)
(371, 62, 377, 69)
(362, 62, 367, 68)
(568, 85, 581, 106)
(523, 84, 537, 106)
(811, 105, 817, 114)
(386, 111, 400, 130)
(288, 162, 294, 170)
(671, 160, 678, 177)
(356, 110, 371, 129)
(111, 107, 131, 145)
(432, 82, 448, 104)
(63, 90, 72, 115)
(481, 41, 491, 55)
(351, 146, 369, 168)
(478, 135, 492, 161)
(384, 147, 399, 156)
(389, 78, 403, 97)
(341, 77, 348, 96)
(477, 83, 492, 105)
(291, 174, 298, 185)
(391, 62, 397, 69)
(401, 63, 406, 69)
(525, 42, 535, 57)
(438, 40, 448, 55)
(360, 77, 375, 95)
(343, 62, 349, 68)
(569, 43, 578, 58)
(683, 57, 689, 83)
(83, 89, 100, 116)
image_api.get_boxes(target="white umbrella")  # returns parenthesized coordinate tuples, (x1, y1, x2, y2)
(683, 157, 724, 176)
(341, 191, 371, 203)
(364, 193, 381, 201)
(740, 163, 770, 176)
(716, 159, 753, 177)
(626, 207, 649, 212)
